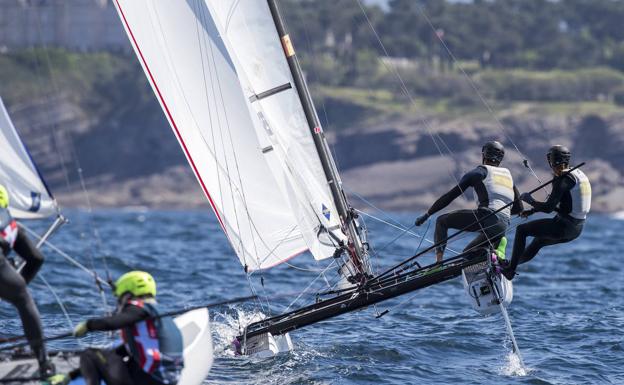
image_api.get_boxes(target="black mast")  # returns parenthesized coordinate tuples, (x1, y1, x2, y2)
(267, 0, 367, 276)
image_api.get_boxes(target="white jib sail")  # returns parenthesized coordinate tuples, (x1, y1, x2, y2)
(0, 97, 56, 219)
(114, 0, 322, 270)
(206, 1, 347, 262)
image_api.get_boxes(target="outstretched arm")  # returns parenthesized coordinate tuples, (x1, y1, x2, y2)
(523, 176, 575, 213)
(86, 304, 148, 331)
(426, 168, 484, 216)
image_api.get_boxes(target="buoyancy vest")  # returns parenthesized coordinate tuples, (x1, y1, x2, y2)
(0, 207, 18, 253)
(480, 165, 515, 217)
(121, 299, 184, 384)
(567, 168, 591, 220)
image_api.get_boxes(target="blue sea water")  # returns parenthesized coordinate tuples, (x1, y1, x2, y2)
(1, 209, 622, 385)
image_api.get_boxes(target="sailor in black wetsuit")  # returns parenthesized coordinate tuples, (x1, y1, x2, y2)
(415, 141, 523, 262)
(0, 184, 54, 377)
(502, 145, 591, 280)
(48, 271, 184, 385)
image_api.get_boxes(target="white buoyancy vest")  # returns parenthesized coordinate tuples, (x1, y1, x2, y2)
(481, 165, 515, 217)
(567, 168, 591, 220)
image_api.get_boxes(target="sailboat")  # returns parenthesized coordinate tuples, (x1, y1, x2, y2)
(0, 95, 213, 384)
(0, 96, 65, 245)
(113, 0, 518, 359)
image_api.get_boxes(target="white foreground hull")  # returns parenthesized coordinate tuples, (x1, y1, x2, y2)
(0, 308, 212, 385)
(175, 308, 213, 385)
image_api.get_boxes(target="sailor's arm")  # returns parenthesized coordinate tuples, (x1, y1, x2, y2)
(79, 304, 148, 334)
(415, 167, 483, 226)
(521, 176, 574, 213)
(510, 185, 524, 215)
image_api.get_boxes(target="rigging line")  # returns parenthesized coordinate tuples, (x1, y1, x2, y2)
(193, 3, 268, 314)
(290, 4, 342, 173)
(284, 261, 333, 273)
(354, 209, 460, 255)
(26, 46, 71, 192)
(31, 6, 111, 310)
(207, 7, 264, 269)
(415, 5, 542, 185)
(354, 0, 469, 186)
(283, 259, 337, 313)
(19, 222, 110, 288)
(200, 8, 273, 315)
(354, 2, 501, 258)
(198, 7, 274, 315)
(33, 274, 76, 342)
(193, 0, 228, 233)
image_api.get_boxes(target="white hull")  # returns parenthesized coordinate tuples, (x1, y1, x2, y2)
(242, 332, 294, 358)
(175, 308, 213, 385)
(462, 260, 513, 315)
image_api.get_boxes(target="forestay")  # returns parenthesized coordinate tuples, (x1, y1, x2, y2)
(114, 0, 344, 270)
(0, 97, 56, 219)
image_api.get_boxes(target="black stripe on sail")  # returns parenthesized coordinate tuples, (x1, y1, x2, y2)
(249, 83, 292, 102)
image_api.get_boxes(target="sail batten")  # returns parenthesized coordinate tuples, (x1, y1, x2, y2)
(0, 97, 56, 219)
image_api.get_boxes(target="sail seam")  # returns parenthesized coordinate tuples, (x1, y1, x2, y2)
(249, 83, 292, 102)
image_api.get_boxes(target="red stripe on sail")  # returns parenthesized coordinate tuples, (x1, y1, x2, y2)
(115, 1, 226, 234)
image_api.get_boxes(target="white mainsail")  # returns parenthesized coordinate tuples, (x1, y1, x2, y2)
(207, 1, 347, 263)
(0, 97, 56, 219)
(113, 0, 346, 270)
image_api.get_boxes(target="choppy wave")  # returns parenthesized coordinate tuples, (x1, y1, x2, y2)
(2, 211, 622, 384)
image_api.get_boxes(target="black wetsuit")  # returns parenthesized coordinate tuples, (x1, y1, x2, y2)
(0, 207, 48, 366)
(427, 166, 522, 255)
(74, 301, 173, 385)
(507, 174, 585, 275)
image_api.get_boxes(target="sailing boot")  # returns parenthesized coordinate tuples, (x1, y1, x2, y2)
(36, 347, 55, 378)
(501, 267, 516, 281)
(495, 237, 508, 264)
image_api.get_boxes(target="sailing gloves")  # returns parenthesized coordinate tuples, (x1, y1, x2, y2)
(73, 321, 88, 337)
(519, 192, 535, 205)
(415, 213, 430, 226)
(45, 374, 71, 385)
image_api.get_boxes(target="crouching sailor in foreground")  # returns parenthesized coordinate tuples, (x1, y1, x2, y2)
(414, 141, 523, 262)
(48, 271, 184, 385)
(502, 145, 591, 280)
(0, 184, 54, 377)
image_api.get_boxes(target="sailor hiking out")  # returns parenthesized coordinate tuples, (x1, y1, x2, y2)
(0, 184, 54, 378)
(47, 271, 184, 385)
(414, 141, 523, 262)
(502, 145, 591, 280)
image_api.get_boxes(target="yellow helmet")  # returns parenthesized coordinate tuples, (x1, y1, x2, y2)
(0, 185, 9, 208)
(114, 271, 156, 298)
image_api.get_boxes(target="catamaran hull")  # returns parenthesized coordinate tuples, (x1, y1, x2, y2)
(237, 249, 489, 350)
(462, 260, 513, 315)
(239, 332, 294, 357)
(0, 309, 212, 385)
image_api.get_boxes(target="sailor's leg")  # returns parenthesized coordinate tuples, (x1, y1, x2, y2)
(519, 238, 561, 264)
(463, 214, 507, 253)
(0, 255, 48, 369)
(519, 218, 580, 264)
(507, 218, 558, 273)
(13, 227, 44, 284)
(80, 349, 133, 385)
(435, 210, 479, 261)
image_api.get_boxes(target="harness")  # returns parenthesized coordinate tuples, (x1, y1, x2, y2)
(121, 299, 184, 384)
